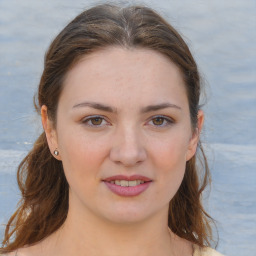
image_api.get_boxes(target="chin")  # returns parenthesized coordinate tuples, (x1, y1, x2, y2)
(99, 203, 159, 225)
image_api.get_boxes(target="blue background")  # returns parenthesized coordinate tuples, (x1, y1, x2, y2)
(0, 1, 256, 255)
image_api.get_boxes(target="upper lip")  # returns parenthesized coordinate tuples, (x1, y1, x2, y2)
(103, 175, 152, 182)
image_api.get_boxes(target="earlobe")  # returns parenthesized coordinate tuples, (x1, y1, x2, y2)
(41, 105, 61, 160)
(186, 110, 204, 161)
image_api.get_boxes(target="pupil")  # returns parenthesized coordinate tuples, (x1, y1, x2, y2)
(153, 117, 164, 125)
(92, 118, 102, 125)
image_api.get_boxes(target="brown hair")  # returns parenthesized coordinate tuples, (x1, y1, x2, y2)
(1, 3, 215, 253)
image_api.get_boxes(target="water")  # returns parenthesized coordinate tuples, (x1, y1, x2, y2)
(0, 0, 255, 255)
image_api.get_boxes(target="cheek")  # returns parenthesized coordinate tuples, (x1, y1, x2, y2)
(156, 145, 186, 184)
(150, 131, 189, 169)
(149, 133, 189, 197)
(58, 132, 111, 208)
(58, 129, 109, 182)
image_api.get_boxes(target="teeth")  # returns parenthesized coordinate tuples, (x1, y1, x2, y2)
(115, 180, 121, 185)
(110, 180, 146, 186)
(128, 180, 137, 186)
(120, 180, 128, 186)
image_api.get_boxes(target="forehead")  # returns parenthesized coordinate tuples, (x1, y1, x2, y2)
(65, 47, 184, 84)
(61, 47, 188, 110)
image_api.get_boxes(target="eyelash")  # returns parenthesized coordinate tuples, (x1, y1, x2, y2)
(81, 115, 109, 128)
(148, 115, 174, 127)
(81, 115, 174, 128)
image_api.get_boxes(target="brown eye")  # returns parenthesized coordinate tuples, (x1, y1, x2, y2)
(149, 116, 174, 127)
(152, 117, 165, 126)
(91, 117, 103, 125)
(82, 116, 108, 127)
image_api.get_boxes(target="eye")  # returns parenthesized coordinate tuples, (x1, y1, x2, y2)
(82, 116, 109, 127)
(148, 115, 174, 127)
(152, 117, 165, 126)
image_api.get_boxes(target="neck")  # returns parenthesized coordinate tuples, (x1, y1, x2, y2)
(43, 193, 193, 256)
(49, 206, 178, 256)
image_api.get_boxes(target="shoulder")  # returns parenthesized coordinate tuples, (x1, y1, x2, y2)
(193, 244, 225, 256)
(0, 252, 17, 256)
(0, 249, 26, 256)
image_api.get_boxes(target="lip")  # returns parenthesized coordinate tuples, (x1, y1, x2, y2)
(102, 175, 153, 197)
(103, 175, 152, 182)
(103, 181, 152, 197)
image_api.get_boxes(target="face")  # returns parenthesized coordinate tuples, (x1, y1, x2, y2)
(42, 47, 203, 225)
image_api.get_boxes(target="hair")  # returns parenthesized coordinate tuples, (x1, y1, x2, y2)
(1, 3, 215, 253)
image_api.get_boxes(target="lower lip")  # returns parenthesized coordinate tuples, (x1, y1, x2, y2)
(103, 181, 152, 197)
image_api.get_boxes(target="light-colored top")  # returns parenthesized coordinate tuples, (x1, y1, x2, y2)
(193, 244, 225, 256)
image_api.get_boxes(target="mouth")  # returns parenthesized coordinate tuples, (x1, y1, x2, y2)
(104, 179, 151, 187)
(103, 174, 152, 184)
(102, 175, 152, 197)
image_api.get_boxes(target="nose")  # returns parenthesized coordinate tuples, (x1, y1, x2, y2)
(109, 125, 147, 167)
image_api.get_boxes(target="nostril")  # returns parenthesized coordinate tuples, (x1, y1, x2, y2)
(109, 148, 147, 167)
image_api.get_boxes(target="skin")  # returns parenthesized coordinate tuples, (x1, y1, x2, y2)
(15, 47, 204, 256)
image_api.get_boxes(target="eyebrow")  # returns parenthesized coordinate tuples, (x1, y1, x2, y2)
(72, 101, 182, 113)
(73, 102, 117, 113)
(141, 103, 182, 113)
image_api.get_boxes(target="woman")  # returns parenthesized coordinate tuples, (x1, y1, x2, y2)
(1, 3, 224, 256)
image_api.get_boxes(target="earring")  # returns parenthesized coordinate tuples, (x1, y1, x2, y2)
(54, 149, 59, 156)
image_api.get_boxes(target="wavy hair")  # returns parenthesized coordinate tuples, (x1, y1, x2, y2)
(1, 3, 215, 253)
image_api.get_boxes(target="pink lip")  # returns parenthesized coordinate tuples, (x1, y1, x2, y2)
(103, 175, 152, 182)
(102, 175, 152, 197)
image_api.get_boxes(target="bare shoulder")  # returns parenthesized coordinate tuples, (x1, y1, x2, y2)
(193, 244, 226, 256)
(0, 252, 17, 256)
(1, 244, 41, 256)
(1, 251, 20, 256)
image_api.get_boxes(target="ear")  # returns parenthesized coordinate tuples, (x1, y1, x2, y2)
(186, 110, 204, 161)
(41, 105, 61, 160)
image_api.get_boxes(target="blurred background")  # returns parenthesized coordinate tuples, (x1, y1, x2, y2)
(0, 0, 255, 255)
